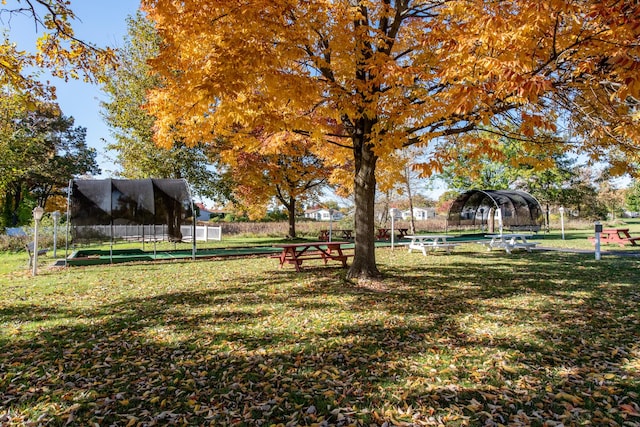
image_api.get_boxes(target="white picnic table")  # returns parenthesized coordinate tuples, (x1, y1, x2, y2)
(406, 235, 458, 255)
(484, 233, 538, 254)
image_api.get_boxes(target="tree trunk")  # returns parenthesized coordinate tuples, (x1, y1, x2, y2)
(1, 191, 11, 228)
(488, 207, 495, 233)
(165, 197, 182, 241)
(545, 203, 550, 232)
(347, 134, 381, 279)
(10, 182, 23, 227)
(405, 167, 416, 234)
(287, 197, 296, 239)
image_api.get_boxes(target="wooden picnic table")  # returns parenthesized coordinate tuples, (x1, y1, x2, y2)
(397, 228, 409, 239)
(376, 228, 390, 239)
(272, 241, 352, 272)
(406, 235, 458, 255)
(589, 228, 640, 247)
(484, 233, 538, 254)
(339, 229, 353, 240)
(377, 228, 410, 240)
(319, 229, 353, 241)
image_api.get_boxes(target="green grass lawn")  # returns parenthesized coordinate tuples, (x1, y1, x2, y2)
(1, 231, 640, 426)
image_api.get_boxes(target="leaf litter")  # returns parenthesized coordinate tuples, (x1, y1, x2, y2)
(0, 252, 639, 426)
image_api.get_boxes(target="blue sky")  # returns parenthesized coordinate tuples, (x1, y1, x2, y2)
(7, 1, 141, 176)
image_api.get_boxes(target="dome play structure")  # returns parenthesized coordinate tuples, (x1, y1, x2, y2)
(446, 190, 545, 234)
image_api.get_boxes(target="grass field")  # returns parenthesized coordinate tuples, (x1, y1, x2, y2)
(1, 227, 639, 426)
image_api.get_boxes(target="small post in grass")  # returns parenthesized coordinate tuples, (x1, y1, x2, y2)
(594, 221, 602, 261)
(32, 206, 45, 276)
(559, 206, 565, 240)
(52, 210, 61, 258)
(390, 208, 395, 251)
(328, 208, 334, 242)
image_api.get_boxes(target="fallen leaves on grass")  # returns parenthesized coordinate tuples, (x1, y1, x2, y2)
(1, 253, 639, 425)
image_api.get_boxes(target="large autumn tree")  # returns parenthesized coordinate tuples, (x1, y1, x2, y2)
(142, 0, 640, 279)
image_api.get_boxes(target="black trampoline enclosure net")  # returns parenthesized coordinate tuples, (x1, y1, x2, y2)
(446, 190, 544, 232)
(68, 178, 193, 243)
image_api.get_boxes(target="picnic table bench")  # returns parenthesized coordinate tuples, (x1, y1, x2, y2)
(272, 241, 353, 272)
(377, 228, 410, 240)
(484, 234, 539, 254)
(588, 228, 640, 247)
(376, 228, 390, 239)
(406, 235, 458, 255)
(319, 229, 353, 241)
(25, 242, 48, 267)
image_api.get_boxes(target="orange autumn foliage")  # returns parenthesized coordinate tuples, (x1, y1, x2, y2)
(221, 131, 333, 226)
(142, 0, 639, 277)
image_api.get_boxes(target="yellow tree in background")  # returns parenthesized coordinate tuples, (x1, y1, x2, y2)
(222, 131, 334, 239)
(142, 0, 640, 279)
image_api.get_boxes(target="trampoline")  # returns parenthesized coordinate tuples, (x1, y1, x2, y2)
(65, 178, 197, 264)
(447, 190, 545, 234)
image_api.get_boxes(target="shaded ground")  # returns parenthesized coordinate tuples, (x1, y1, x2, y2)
(1, 248, 639, 426)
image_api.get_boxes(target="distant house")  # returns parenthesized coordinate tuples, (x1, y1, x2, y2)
(304, 207, 344, 221)
(5, 227, 27, 237)
(389, 208, 403, 220)
(402, 207, 436, 220)
(195, 203, 216, 221)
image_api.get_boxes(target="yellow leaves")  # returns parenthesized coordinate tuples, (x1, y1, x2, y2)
(520, 112, 556, 138)
(218, 127, 335, 216)
(512, 155, 553, 171)
(413, 159, 445, 176)
(620, 403, 640, 417)
(516, 78, 554, 104)
(607, 160, 631, 177)
(4, 2, 113, 85)
(615, 71, 640, 102)
(450, 87, 477, 116)
(141, 0, 640, 199)
(555, 391, 583, 406)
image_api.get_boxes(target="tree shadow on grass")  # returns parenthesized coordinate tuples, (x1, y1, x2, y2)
(1, 251, 639, 425)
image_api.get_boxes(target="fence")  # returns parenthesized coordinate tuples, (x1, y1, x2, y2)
(180, 225, 222, 242)
(72, 224, 222, 242)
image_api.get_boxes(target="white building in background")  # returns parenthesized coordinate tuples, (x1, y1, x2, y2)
(304, 207, 344, 221)
(389, 208, 403, 220)
(402, 207, 436, 220)
(194, 203, 227, 221)
(194, 203, 214, 221)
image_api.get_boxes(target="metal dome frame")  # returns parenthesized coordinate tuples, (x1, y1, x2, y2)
(446, 190, 545, 233)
